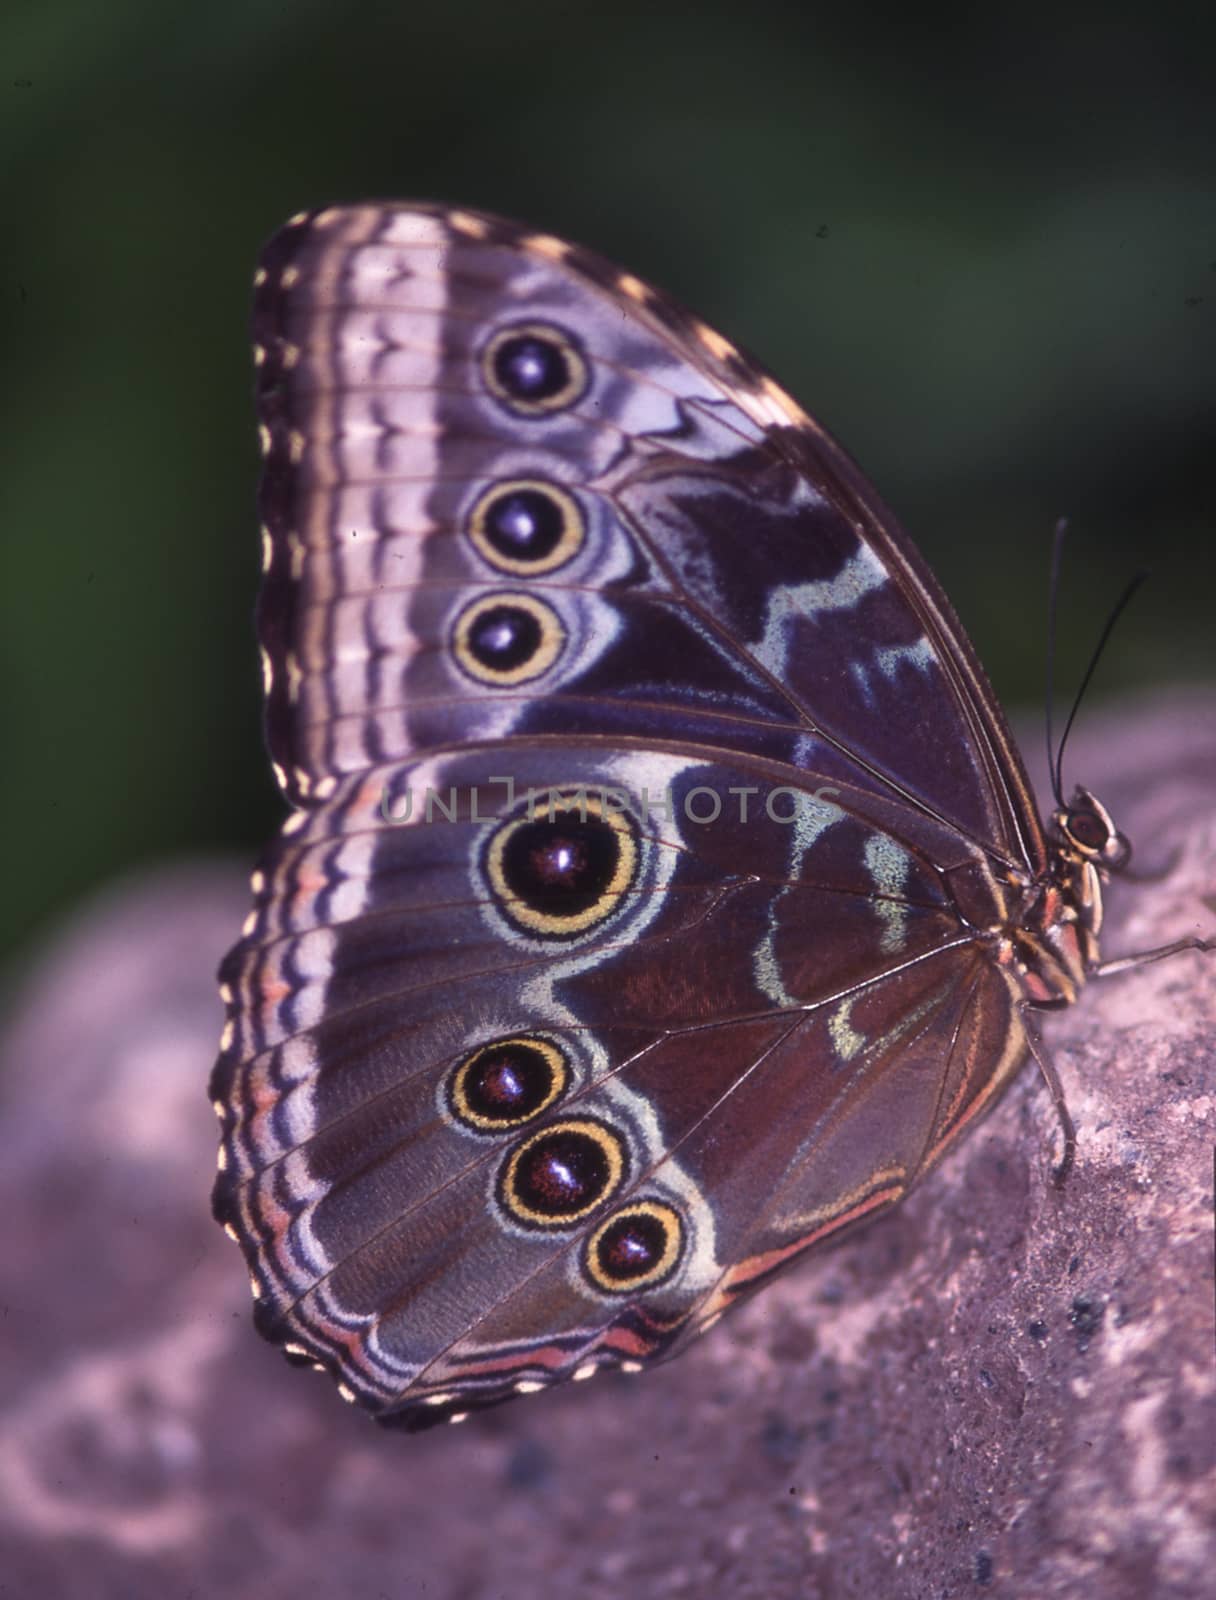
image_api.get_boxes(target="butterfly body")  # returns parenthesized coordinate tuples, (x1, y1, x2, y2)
(212, 204, 1124, 1428)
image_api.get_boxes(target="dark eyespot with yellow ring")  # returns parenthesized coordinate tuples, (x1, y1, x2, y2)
(497, 1118, 628, 1229)
(584, 1200, 685, 1294)
(483, 794, 638, 938)
(446, 1036, 570, 1134)
(451, 592, 564, 685)
(467, 479, 585, 575)
(481, 321, 589, 416)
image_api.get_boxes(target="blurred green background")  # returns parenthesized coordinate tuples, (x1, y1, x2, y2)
(3, 1, 1213, 971)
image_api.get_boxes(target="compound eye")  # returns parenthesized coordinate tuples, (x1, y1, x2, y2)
(1067, 808, 1109, 854)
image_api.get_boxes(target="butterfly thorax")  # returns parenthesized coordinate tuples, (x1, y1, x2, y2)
(1002, 788, 1128, 1010)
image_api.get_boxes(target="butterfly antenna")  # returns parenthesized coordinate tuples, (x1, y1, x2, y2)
(1052, 566, 1151, 803)
(1044, 519, 1069, 808)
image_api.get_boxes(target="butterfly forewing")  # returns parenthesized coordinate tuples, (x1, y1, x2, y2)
(253, 205, 1041, 862)
(215, 203, 1056, 1428)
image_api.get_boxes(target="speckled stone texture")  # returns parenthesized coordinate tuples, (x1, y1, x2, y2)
(1, 689, 1213, 1600)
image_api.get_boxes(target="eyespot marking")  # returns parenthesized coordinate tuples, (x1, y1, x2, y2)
(482, 793, 639, 938)
(497, 1118, 629, 1228)
(466, 479, 586, 574)
(584, 1200, 684, 1294)
(451, 592, 565, 686)
(446, 1036, 571, 1134)
(480, 321, 589, 417)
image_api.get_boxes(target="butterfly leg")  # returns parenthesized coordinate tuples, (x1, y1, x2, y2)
(1092, 934, 1213, 978)
(1023, 1023, 1077, 1188)
(1025, 936, 1213, 1188)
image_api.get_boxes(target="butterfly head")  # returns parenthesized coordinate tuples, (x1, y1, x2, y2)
(1052, 787, 1131, 876)
(1013, 789, 1129, 1008)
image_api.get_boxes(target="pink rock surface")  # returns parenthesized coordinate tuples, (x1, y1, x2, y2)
(1, 689, 1213, 1599)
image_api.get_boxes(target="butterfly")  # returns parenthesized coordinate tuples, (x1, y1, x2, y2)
(210, 202, 1209, 1430)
